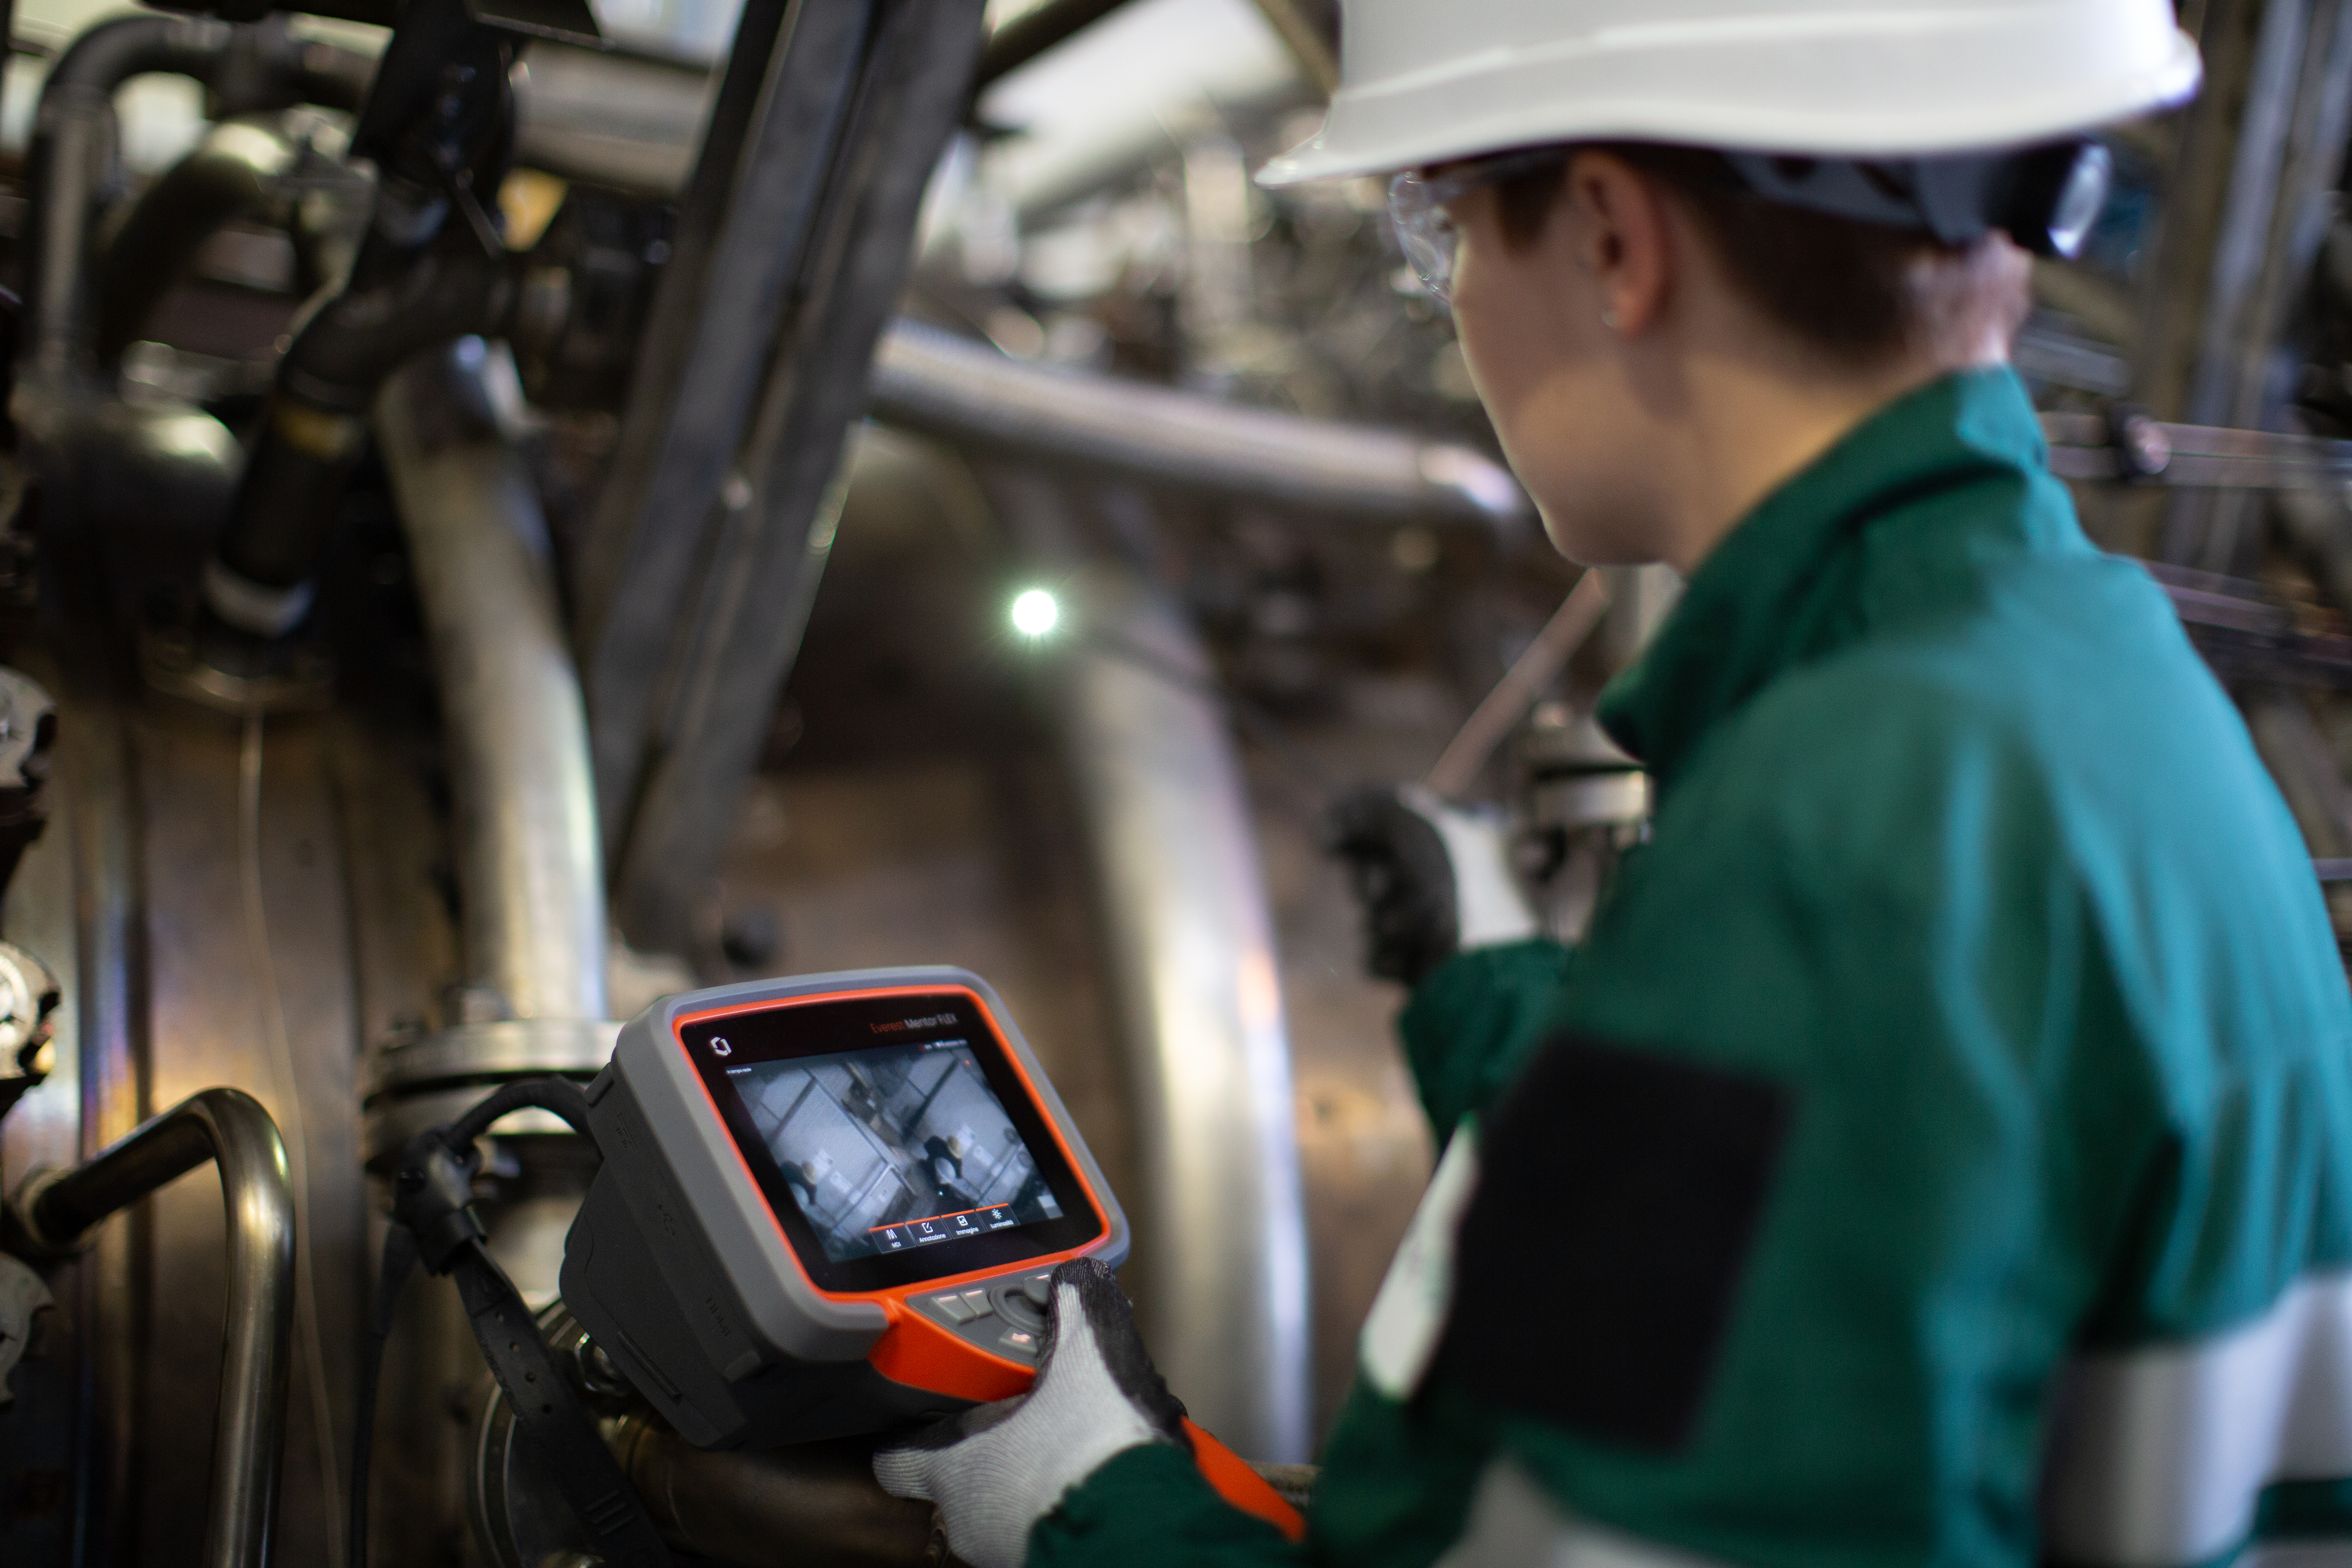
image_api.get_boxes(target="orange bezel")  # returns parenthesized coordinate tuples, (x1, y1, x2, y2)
(671, 982, 1113, 1403)
(670, 981, 1305, 1542)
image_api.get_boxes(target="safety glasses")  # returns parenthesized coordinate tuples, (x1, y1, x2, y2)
(1388, 148, 1567, 308)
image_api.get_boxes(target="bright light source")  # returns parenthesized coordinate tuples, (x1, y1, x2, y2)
(1011, 588, 1060, 638)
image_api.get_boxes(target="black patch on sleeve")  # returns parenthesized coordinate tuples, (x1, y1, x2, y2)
(1434, 1032, 1793, 1453)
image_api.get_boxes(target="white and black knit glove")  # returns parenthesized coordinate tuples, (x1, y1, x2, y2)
(874, 1259, 1191, 1568)
(1324, 784, 1538, 984)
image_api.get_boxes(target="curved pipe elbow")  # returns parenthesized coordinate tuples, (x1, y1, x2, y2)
(278, 242, 517, 415)
(95, 122, 301, 365)
(38, 13, 235, 102)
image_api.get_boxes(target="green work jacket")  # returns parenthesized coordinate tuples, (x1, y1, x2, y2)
(1030, 368, 2352, 1568)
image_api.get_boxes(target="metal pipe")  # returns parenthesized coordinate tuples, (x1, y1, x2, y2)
(9, 1087, 295, 1568)
(500, 0, 1149, 199)
(991, 473, 1313, 1463)
(869, 321, 1531, 534)
(975, 0, 1135, 87)
(511, 40, 717, 198)
(375, 345, 608, 1022)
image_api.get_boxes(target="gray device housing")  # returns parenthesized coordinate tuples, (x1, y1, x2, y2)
(560, 965, 1130, 1449)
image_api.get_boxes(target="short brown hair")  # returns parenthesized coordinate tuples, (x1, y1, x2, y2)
(1493, 143, 2026, 370)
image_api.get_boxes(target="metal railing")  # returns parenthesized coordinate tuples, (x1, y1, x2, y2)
(9, 1088, 294, 1568)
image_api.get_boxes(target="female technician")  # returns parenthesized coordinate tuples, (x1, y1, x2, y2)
(878, 5, 2352, 1567)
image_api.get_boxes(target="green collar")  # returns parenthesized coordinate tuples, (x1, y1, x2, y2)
(1595, 367, 2049, 788)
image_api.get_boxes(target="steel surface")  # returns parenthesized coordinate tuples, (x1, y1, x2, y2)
(572, 0, 871, 866)
(377, 352, 609, 1025)
(994, 474, 1312, 1461)
(869, 321, 1531, 530)
(606, 0, 990, 953)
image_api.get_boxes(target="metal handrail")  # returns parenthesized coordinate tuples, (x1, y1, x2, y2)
(10, 1087, 295, 1568)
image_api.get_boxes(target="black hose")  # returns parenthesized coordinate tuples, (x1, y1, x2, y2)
(210, 232, 514, 597)
(21, 15, 236, 393)
(95, 126, 295, 365)
(17, 14, 381, 425)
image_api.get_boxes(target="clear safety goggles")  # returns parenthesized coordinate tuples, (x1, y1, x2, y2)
(1388, 149, 1567, 308)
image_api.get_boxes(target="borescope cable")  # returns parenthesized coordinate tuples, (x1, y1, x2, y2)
(350, 1074, 638, 1568)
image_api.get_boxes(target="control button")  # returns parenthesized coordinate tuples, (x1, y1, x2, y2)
(932, 1293, 975, 1324)
(1022, 1274, 1054, 1307)
(997, 1326, 1039, 1358)
(961, 1289, 994, 1317)
(993, 1285, 1046, 1332)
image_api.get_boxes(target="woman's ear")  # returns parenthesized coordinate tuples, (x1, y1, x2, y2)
(1562, 151, 1673, 336)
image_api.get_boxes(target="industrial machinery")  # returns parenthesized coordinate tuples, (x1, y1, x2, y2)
(0, 0, 2346, 1562)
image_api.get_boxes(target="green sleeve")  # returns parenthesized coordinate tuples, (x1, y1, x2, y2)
(1396, 938, 1570, 1138)
(1473, 673, 2151, 1567)
(1028, 1383, 1501, 1568)
(1027, 1443, 1300, 1568)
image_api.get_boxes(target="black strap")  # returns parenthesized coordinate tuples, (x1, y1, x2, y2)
(348, 1076, 670, 1568)
(447, 1235, 672, 1566)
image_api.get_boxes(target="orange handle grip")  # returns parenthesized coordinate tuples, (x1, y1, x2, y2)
(1183, 1418, 1305, 1542)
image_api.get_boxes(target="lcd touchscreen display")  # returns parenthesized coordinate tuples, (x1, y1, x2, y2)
(724, 1037, 1067, 1262)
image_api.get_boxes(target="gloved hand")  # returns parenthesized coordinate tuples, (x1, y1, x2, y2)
(873, 1258, 1191, 1568)
(1323, 784, 1539, 984)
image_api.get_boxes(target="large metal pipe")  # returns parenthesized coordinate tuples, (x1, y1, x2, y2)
(610, 1419, 938, 1567)
(512, 40, 718, 198)
(991, 473, 1312, 1463)
(870, 321, 1530, 533)
(375, 346, 608, 1024)
(9, 1087, 295, 1568)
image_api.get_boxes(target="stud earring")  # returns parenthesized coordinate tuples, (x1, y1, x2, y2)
(1600, 305, 1622, 330)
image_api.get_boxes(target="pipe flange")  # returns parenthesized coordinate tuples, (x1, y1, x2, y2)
(139, 621, 334, 716)
(366, 1019, 620, 1101)
(363, 1019, 619, 1167)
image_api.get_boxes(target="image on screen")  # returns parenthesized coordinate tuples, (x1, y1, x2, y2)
(726, 1038, 1066, 1261)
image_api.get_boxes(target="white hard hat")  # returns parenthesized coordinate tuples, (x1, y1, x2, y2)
(1256, 0, 2203, 187)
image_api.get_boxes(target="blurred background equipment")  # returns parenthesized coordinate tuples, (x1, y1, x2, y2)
(0, 0, 2347, 1561)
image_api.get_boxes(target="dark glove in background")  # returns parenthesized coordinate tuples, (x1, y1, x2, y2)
(1326, 784, 1539, 984)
